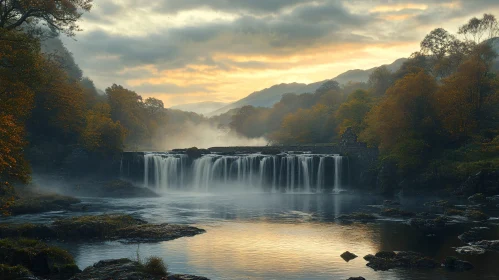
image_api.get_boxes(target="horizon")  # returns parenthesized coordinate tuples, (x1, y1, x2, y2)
(61, 0, 499, 107)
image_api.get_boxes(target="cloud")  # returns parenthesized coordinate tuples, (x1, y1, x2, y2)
(62, 0, 499, 107)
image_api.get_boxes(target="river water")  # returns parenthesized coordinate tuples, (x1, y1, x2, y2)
(4, 193, 499, 280)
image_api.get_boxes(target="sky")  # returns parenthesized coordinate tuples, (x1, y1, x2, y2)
(62, 0, 499, 107)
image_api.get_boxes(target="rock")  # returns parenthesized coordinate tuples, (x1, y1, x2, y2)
(458, 227, 489, 243)
(443, 256, 474, 271)
(423, 200, 450, 208)
(383, 200, 401, 206)
(380, 208, 415, 218)
(444, 208, 465, 216)
(346, 277, 365, 280)
(468, 193, 487, 203)
(99, 180, 159, 198)
(0, 215, 205, 243)
(70, 259, 209, 280)
(185, 147, 204, 159)
(464, 209, 489, 221)
(336, 213, 377, 222)
(261, 148, 281, 155)
(470, 240, 499, 251)
(407, 216, 449, 232)
(9, 192, 81, 215)
(457, 170, 499, 196)
(364, 251, 437, 271)
(455, 246, 486, 255)
(0, 238, 80, 279)
(340, 251, 358, 262)
(114, 223, 206, 243)
(487, 195, 499, 202)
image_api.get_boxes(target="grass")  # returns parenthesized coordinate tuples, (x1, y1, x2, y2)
(7, 190, 81, 215)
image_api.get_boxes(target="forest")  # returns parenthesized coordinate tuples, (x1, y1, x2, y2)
(1, 0, 499, 195)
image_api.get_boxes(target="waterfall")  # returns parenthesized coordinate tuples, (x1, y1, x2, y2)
(133, 152, 347, 193)
(334, 155, 342, 192)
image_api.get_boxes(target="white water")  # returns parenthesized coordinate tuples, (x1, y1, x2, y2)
(137, 153, 346, 193)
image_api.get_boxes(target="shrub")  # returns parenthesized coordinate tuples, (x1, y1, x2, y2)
(142, 256, 167, 276)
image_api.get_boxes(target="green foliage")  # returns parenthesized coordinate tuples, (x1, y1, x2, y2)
(0, 264, 32, 280)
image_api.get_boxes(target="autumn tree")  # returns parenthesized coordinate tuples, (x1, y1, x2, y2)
(0, 0, 93, 37)
(270, 104, 336, 144)
(81, 103, 126, 155)
(0, 30, 42, 183)
(361, 71, 439, 171)
(335, 89, 373, 135)
(106, 84, 148, 148)
(435, 44, 499, 141)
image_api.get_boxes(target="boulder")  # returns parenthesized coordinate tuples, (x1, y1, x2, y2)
(364, 251, 437, 271)
(443, 256, 474, 271)
(347, 277, 365, 280)
(407, 217, 449, 232)
(340, 251, 358, 262)
(457, 170, 499, 196)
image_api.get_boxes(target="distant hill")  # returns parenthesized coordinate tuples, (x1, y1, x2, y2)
(207, 58, 407, 116)
(170, 101, 228, 115)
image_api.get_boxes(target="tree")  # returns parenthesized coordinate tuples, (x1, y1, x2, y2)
(420, 28, 457, 59)
(435, 48, 498, 141)
(270, 104, 335, 144)
(0, 30, 42, 183)
(336, 89, 372, 135)
(81, 103, 126, 155)
(361, 71, 439, 171)
(106, 84, 147, 148)
(0, 0, 93, 37)
(368, 66, 393, 97)
(458, 14, 499, 44)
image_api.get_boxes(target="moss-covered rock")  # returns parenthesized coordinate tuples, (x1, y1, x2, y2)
(464, 210, 489, 221)
(0, 238, 80, 279)
(0, 214, 205, 243)
(444, 208, 465, 216)
(0, 264, 34, 280)
(9, 192, 81, 215)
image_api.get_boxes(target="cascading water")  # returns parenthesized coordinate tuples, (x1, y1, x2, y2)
(126, 152, 348, 193)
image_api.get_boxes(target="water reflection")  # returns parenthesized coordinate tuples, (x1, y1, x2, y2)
(7, 193, 499, 280)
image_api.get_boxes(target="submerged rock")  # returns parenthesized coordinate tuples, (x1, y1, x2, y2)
(455, 246, 486, 255)
(340, 251, 358, 262)
(336, 212, 377, 222)
(464, 209, 489, 221)
(407, 216, 449, 232)
(458, 227, 489, 243)
(468, 193, 487, 203)
(443, 256, 474, 271)
(380, 208, 415, 218)
(364, 251, 438, 271)
(70, 258, 209, 280)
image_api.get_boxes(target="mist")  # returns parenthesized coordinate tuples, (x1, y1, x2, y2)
(154, 122, 268, 150)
